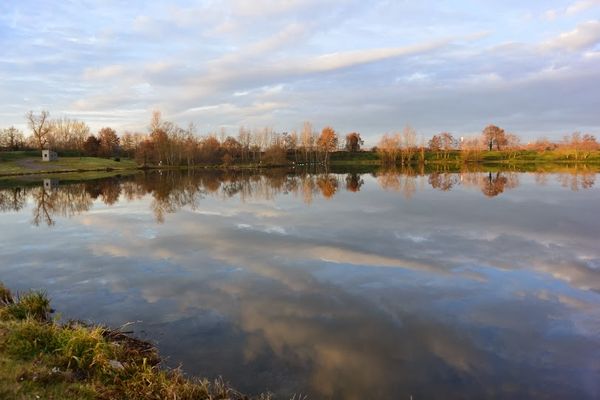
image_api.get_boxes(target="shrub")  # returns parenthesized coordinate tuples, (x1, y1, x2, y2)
(58, 325, 115, 373)
(4, 319, 62, 359)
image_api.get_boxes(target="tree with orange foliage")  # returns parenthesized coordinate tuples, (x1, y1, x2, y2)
(345, 132, 363, 152)
(98, 127, 119, 158)
(483, 124, 507, 151)
(377, 133, 400, 165)
(317, 126, 338, 164)
(316, 175, 338, 198)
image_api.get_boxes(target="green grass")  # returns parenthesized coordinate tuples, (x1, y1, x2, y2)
(329, 149, 600, 165)
(0, 152, 138, 177)
(0, 282, 272, 400)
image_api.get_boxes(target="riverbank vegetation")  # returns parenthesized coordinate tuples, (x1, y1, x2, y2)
(0, 282, 268, 400)
(1, 110, 599, 177)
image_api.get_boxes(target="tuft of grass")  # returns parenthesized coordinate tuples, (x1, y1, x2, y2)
(3, 319, 63, 359)
(0, 282, 13, 305)
(0, 281, 273, 399)
(58, 325, 115, 374)
(0, 289, 52, 322)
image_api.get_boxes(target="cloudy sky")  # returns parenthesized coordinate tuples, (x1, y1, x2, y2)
(1, 0, 599, 144)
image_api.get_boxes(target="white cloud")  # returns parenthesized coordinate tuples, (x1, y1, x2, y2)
(2, 1, 600, 139)
(543, 20, 600, 51)
(566, 0, 600, 15)
(83, 65, 127, 80)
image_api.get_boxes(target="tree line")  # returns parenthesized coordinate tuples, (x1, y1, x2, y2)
(377, 124, 599, 164)
(1, 110, 598, 165)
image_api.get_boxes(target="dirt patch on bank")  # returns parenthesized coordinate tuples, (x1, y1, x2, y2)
(15, 158, 63, 171)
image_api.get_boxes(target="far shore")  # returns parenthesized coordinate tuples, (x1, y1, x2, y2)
(1, 150, 600, 180)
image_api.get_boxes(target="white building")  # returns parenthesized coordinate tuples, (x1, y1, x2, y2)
(43, 179, 59, 190)
(42, 149, 58, 162)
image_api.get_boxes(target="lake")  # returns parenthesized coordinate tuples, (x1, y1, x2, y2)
(1, 166, 599, 399)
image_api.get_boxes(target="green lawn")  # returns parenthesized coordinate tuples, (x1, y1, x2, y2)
(0, 151, 138, 176)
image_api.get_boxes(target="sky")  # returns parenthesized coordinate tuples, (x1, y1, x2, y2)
(1, 0, 599, 144)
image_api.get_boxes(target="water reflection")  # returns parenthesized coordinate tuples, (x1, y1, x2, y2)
(1, 165, 597, 226)
(1, 166, 600, 398)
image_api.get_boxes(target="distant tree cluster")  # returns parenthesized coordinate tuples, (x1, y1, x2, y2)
(1, 110, 598, 166)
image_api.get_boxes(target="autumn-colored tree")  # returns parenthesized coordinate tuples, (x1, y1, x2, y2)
(460, 136, 485, 161)
(317, 126, 338, 163)
(284, 130, 298, 162)
(377, 133, 400, 165)
(439, 132, 456, 159)
(345, 173, 364, 192)
(26, 110, 51, 150)
(83, 135, 101, 157)
(199, 136, 221, 163)
(527, 137, 556, 152)
(300, 121, 315, 163)
(481, 172, 508, 197)
(400, 125, 417, 164)
(316, 175, 338, 199)
(263, 142, 287, 165)
(222, 136, 242, 161)
(98, 127, 120, 157)
(581, 134, 599, 159)
(483, 124, 507, 151)
(429, 134, 442, 158)
(222, 153, 234, 166)
(505, 133, 521, 159)
(428, 172, 458, 191)
(135, 139, 155, 166)
(345, 132, 364, 152)
(120, 131, 145, 158)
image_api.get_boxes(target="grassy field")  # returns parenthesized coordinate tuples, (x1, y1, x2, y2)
(0, 282, 267, 400)
(328, 149, 600, 164)
(0, 151, 138, 176)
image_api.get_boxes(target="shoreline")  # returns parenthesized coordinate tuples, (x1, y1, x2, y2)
(2, 156, 600, 179)
(0, 282, 266, 400)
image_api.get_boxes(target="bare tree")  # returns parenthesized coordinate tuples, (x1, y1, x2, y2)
(0, 127, 25, 150)
(300, 121, 314, 163)
(26, 110, 51, 150)
(400, 125, 417, 164)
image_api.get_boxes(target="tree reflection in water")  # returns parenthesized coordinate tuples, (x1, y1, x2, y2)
(0, 165, 597, 225)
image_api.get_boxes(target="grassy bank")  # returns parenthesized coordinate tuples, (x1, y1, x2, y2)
(0, 152, 138, 177)
(328, 149, 600, 164)
(3, 149, 600, 180)
(0, 282, 269, 400)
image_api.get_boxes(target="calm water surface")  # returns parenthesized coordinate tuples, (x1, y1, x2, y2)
(1, 167, 600, 399)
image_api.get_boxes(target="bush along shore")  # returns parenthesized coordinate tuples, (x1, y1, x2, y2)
(0, 282, 271, 400)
